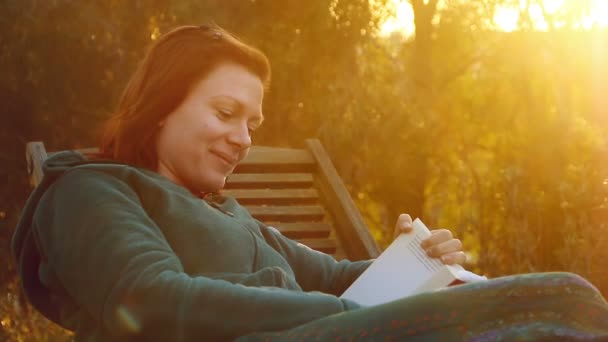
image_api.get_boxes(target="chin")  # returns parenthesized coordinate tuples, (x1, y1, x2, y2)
(196, 168, 228, 193)
(207, 177, 227, 193)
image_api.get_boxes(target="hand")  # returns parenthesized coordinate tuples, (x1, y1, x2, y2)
(393, 214, 466, 266)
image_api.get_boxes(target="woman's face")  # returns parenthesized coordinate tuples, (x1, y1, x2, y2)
(156, 62, 264, 192)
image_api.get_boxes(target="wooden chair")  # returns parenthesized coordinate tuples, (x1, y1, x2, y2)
(26, 139, 380, 260)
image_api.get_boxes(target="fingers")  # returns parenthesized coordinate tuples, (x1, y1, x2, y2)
(393, 218, 466, 266)
(393, 214, 413, 239)
(419, 227, 466, 265)
(424, 237, 462, 257)
(420, 229, 453, 249)
(440, 251, 467, 265)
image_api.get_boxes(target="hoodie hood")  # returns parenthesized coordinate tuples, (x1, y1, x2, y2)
(11, 150, 123, 327)
(12, 151, 88, 261)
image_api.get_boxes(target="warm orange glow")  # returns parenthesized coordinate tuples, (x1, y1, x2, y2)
(492, 0, 608, 31)
(380, 0, 608, 36)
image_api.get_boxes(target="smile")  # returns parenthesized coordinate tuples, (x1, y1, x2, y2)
(212, 151, 238, 167)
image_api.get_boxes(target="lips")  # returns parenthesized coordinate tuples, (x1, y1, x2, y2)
(211, 150, 239, 167)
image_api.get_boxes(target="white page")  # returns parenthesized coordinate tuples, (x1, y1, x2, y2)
(340, 218, 446, 306)
(412, 264, 461, 295)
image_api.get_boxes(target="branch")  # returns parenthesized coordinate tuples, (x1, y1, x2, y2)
(410, 0, 439, 16)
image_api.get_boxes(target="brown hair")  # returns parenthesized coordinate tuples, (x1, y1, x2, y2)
(99, 25, 271, 169)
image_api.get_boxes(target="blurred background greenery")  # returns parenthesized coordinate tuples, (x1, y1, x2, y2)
(1, 0, 607, 340)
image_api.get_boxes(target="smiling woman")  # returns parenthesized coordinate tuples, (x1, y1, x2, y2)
(155, 63, 265, 192)
(100, 25, 271, 174)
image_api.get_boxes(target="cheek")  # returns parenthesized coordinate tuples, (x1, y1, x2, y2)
(200, 121, 230, 144)
(178, 119, 210, 144)
(159, 124, 199, 162)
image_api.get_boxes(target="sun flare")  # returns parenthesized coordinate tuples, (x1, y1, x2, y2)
(379, 0, 416, 37)
(380, 0, 608, 36)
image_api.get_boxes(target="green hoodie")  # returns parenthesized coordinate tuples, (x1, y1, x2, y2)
(12, 151, 371, 341)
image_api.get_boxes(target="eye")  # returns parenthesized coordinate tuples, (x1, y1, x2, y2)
(217, 108, 233, 119)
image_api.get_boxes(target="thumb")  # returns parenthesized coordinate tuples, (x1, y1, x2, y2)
(394, 213, 413, 239)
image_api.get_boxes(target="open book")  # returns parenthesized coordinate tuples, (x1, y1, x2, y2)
(340, 218, 486, 307)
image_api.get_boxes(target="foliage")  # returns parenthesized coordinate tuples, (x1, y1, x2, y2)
(1, 0, 607, 340)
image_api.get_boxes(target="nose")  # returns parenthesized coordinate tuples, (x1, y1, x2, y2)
(227, 122, 252, 150)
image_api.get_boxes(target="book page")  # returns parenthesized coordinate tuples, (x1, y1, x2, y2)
(407, 232, 444, 274)
(412, 264, 462, 295)
(340, 218, 450, 306)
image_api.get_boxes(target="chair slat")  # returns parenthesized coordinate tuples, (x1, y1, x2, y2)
(266, 222, 331, 239)
(223, 188, 318, 205)
(240, 147, 314, 165)
(225, 173, 314, 189)
(26, 142, 48, 187)
(234, 148, 315, 173)
(245, 205, 325, 221)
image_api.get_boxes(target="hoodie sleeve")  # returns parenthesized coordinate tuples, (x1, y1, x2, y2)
(32, 169, 360, 341)
(257, 223, 372, 296)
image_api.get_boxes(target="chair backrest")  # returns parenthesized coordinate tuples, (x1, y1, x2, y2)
(25, 139, 380, 260)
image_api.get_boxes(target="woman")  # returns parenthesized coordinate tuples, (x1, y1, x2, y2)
(12, 25, 608, 341)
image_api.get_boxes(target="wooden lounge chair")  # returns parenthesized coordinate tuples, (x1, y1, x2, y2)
(25, 139, 380, 260)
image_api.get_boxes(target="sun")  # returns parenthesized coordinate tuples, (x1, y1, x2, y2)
(493, 0, 608, 31)
(493, 6, 520, 32)
(378, 0, 415, 37)
(379, 0, 608, 36)
(582, 0, 608, 28)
